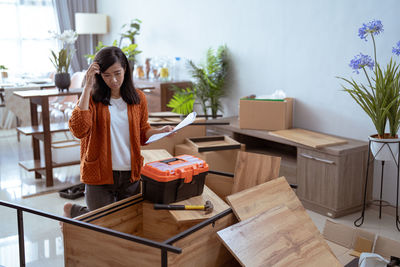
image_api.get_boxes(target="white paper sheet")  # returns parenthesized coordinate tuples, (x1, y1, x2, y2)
(145, 112, 197, 144)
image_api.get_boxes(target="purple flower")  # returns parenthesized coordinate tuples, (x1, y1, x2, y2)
(358, 20, 384, 41)
(349, 53, 374, 74)
(393, 41, 400, 56)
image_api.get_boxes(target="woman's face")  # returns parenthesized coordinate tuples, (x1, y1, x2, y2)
(100, 62, 125, 92)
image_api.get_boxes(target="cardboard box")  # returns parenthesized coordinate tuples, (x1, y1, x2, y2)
(323, 220, 400, 266)
(239, 97, 293, 131)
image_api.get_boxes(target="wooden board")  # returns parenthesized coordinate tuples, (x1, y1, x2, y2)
(227, 177, 334, 254)
(168, 185, 230, 223)
(141, 149, 172, 164)
(217, 205, 341, 267)
(269, 128, 347, 148)
(186, 135, 241, 152)
(231, 151, 281, 194)
(169, 213, 240, 267)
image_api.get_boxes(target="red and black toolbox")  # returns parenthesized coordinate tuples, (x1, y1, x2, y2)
(140, 155, 209, 204)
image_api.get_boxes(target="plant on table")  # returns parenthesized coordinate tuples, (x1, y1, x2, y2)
(49, 30, 78, 91)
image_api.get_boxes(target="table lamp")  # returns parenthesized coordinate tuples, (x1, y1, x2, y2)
(75, 13, 108, 56)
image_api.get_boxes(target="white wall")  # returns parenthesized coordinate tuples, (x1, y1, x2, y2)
(98, 0, 400, 205)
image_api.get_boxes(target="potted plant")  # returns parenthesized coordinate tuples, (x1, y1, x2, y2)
(49, 30, 78, 91)
(338, 20, 400, 161)
(85, 19, 142, 68)
(0, 65, 8, 82)
(168, 45, 229, 118)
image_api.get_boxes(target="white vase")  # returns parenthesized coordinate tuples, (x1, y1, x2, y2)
(369, 134, 400, 161)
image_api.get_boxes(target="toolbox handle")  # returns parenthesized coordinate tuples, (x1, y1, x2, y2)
(159, 158, 182, 164)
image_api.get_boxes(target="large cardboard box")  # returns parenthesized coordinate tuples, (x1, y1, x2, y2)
(239, 97, 293, 131)
(323, 220, 400, 266)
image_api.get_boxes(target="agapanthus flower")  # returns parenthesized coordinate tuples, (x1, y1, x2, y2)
(349, 53, 374, 74)
(358, 20, 384, 41)
(393, 41, 400, 56)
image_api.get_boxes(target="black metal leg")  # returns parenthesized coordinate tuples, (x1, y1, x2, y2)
(397, 143, 400, 231)
(355, 140, 372, 227)
(17, 210, 25, 267)
(161, 249, 168, 267)
(379, 161, 385, 219)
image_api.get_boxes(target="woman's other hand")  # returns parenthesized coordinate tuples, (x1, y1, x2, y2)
(158, 125, 174, 134)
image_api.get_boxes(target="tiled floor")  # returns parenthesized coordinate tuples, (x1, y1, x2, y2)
(0, 129, 399, 266)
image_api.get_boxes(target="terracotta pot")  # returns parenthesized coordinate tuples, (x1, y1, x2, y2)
(55, 73, 71, 91)
(369, 134, 400, 161)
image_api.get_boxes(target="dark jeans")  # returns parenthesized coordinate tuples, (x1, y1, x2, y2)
(70, 171, 140, 218)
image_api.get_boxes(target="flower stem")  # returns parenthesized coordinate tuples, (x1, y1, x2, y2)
(371, 33, 377, 72)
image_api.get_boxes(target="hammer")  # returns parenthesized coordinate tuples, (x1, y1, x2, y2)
(154, 200, 214, 214)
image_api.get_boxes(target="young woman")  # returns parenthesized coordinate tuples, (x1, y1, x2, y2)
(64, 46, 173, 218)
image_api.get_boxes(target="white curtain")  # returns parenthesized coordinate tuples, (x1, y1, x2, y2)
(53, 0, 97, 72)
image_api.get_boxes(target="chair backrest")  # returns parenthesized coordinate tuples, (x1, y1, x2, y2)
(231, 151, 281, 194)
(69, 71, 85, 89)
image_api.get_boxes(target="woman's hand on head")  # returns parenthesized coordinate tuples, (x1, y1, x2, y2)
(84, 62, 100, 94)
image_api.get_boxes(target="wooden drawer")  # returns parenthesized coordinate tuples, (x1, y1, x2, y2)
(297, 148, 339, 210)
(142, 87, 161, 112)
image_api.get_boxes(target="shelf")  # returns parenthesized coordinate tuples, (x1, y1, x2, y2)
(19, 159, 80, 172)
(17, 122, 69, 135)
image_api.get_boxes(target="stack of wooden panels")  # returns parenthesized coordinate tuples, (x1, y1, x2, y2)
(217, 177, 341, 267)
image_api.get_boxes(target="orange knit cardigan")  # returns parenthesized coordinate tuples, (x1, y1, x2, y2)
(69, 90, 151, 185)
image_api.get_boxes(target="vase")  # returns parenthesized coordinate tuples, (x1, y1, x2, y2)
(55, 73, 71, 92)
(369, 134, 400, 161)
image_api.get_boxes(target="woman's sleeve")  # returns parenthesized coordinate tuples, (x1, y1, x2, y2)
(68, 102, 93, 139)
(138, 90, 152, 145)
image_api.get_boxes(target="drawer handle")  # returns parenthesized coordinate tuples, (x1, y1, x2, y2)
(300, 153, 335, 165)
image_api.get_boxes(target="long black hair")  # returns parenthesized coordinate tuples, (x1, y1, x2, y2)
(91, 46, 140, 105)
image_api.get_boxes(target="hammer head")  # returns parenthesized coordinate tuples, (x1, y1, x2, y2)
(204, 200, 214, 214)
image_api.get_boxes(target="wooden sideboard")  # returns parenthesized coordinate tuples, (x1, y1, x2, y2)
(206, 117, 373, 218)
(134, 79, 192, 112)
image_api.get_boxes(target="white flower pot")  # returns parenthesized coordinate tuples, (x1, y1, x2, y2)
(369, 135, 400, 161)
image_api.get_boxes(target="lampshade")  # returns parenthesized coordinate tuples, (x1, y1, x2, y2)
(75, 13, 108, 35)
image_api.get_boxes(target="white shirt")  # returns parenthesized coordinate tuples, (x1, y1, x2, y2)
(109, 97, 131, 170)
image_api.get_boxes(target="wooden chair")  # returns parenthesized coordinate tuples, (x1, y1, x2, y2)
(207, 151, 292, 199)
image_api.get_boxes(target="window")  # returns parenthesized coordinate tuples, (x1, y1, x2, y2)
(0, 0, 58, 78)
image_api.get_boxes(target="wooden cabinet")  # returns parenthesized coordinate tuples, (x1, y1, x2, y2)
(297, 147, 371, 217)
(206, 117, 372, 218)
(134, 80, 192, 112)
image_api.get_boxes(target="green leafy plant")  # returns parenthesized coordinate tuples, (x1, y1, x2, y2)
(120, 19, 141, 45)
(168, 45, 228, 118)
(338, 20, 400, 138)
(190, 45, 228, 118)
(167, 86, 195, 115)
(86, 19, 142, 64)
(0, 65, 7, 70)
